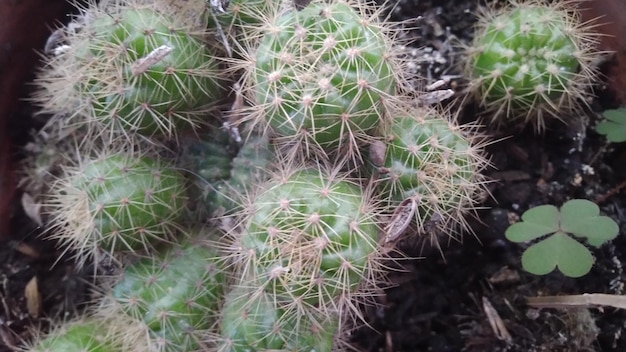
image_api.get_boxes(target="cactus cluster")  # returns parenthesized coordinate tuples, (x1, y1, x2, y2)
(20, 0, 603, 350)
(218, 164, 383, 350)
(28, 319, 123, 352)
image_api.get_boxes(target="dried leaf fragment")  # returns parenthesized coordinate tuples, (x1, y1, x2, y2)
(384, 197, 417, 245)
(24, 276, 40, 318)
(21, 193, 42, 226)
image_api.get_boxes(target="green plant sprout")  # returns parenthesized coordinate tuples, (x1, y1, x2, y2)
(595, 108, 626, 143)
(505, 199, 619, 278)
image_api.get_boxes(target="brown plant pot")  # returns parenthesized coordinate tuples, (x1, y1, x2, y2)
(578, 0, 626, 106)
(0, 0, 73, 239)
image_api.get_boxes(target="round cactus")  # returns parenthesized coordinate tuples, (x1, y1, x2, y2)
(235, 165, 382, 311)
(245, 0, 400, 164)
(219, 285, 338, 352)
(35, 0, 223, 140)
(465, 0, 601, 130)
(27, 319, 121, 352)
(103, 234, 228, 351)
(374, 107, 488, 241)
(47, 150, 187, 265)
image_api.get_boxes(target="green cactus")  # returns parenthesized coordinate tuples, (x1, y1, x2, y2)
(246, 0, 400, 164)
(466, 0, 600, 130)
(374, 107, 487, 240)
(104, 234, 227, 351)
(27, 319, 121, 352)
(180, 128, 237, 183)
(47, 150, 187, 265)
(35, 0, 223, 140)
(219, 286, 337, 352)
(218, 132, 275, 205)
(235, 165, 381, 311)
(211, 0, 279, 28)
(183, 130, 275, 217)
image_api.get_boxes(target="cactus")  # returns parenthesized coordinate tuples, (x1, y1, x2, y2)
(211, 0, 279, 28)
(47, 149, 187, 266)
(34, 0, 223, 140)
(182, 129, 275, 218)
(233, 165, 383, 314)
(180, 127, 238, 183)
(213, 132, 276, 213)
(465, 0, 601, 130)
(219, 286, 338, 352)
(242, 0, 401, 164)
(27, 319, 121, 352)
(373, 107, 488, 242)
(101, 234, 228, 352)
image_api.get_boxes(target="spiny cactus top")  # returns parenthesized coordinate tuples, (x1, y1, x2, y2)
(219, 286, 338, 351)
(35, 1, 223, 140)
(107, 235, 227, 351)
(466, 0, 601, 130)
(28, 319, 121, 352)
(47, 152, 187, 266)
(247, 0, 400, 163)
(374, 107, 488, 241)
(236, 166, 382, 309)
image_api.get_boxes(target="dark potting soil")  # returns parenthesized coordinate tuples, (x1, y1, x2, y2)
(2, 0, 626, 351)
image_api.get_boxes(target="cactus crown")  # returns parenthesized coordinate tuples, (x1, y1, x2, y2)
(34, 0, 224, 142)
(46, 146, 187, 267)
(465, 0, 602, 130)
(235, 0, 405, 165)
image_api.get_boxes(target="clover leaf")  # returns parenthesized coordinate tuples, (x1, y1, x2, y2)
(505, 199, 619, 278)
(595, 108, 626, 143)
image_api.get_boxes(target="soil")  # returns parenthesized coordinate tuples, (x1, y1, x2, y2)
(2, 0, 626, 351)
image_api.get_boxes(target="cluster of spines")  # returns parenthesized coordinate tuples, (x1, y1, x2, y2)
(27, 231, 230, 352)
(372, 104, 490, 246)
(99, 233, 228, 351)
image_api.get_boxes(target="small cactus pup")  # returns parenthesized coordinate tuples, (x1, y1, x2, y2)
(232, 163, 385, 318)
(46, 147, 187, 267)
(99, 232, 228, 352)
(243, 0, 403, 165)
(26, 318, 122, 352)
(178, 126, 238, 218)
(373, 106, 488, 244)
(465, 0, 602, 131)
(34, 0, 223, 141)
(211, 131, 276, 215)
(180, 128, 275, 219)
(218, 285, 338, 351)
(210, 0, 280, 29)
